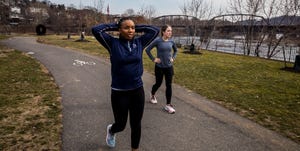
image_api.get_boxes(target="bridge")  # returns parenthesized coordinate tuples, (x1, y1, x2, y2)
(152, 15, 199, 28)
(152, 14, 299, 62)
(152, 15, 201, 37)
(152, 14, 300, 41)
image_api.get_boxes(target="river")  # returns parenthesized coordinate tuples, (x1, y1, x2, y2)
(173, 36, 300, 62)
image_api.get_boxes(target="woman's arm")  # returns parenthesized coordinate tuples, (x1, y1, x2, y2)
(172, 41, 178, 60)
(135, 25, 159, 49)
(91, 23, 118, 53)
(145, 38, 158, 61)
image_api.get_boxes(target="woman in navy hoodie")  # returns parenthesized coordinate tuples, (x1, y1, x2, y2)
(92, 17, 159, 151)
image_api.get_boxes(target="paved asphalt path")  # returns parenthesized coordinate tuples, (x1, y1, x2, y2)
(2, 37, 299, 151)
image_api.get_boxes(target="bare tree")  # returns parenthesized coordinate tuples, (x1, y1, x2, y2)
(47, 3, 67, 34)
(180, 2, 188, 15)
(92, 0, 105, 24)
(179, 0, 213, 49)
(262, 0, 300, 59)
(180, 0, 213, 20)
(228, 0, 264, 55)
(94, 0, 104, 13)
(229, 0, 263, 15)
(123, 9, 135, 16)
(137, 4, 156, 23)
(0, 3, 10, 25)
(227, 0, 300, 59)
(28, 1, 49, 25)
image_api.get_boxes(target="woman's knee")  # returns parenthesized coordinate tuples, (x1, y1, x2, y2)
(130, 121, 141, 130)
(114, 120, 127, 132)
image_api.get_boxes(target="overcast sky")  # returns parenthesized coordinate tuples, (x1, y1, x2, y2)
(48, 0, 230, 16)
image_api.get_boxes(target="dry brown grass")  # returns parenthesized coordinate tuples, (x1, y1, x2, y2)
(0, 45, 62, 150)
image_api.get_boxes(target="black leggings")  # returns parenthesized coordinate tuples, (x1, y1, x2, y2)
(110, 87, 145, 149)
(151, 66, 174, 104)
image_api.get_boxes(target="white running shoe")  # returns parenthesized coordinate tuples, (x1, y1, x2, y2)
(150, 94, 158, 104)
(164, 104, 175, 114)
(106, 124, 116, 148)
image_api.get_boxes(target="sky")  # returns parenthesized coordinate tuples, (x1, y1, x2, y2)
(48, 0, 230, 16)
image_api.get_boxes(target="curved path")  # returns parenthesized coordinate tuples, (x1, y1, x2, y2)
(2, 37, 299, 151)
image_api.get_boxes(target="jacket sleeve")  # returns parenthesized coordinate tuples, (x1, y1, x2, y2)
(135, 25, 160, 49)
(91, 23, 118, 53)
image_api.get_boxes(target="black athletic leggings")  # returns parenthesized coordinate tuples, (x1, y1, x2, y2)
(151, 66, 174, 104)
(110, 86, 145, 149)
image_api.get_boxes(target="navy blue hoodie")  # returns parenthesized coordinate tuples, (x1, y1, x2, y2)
(92, 23, 159, 90)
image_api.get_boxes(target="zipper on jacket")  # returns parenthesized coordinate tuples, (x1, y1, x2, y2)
(128, 41, 132, 52)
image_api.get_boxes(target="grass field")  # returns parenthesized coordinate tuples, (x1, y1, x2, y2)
(0, 35, 62, 150)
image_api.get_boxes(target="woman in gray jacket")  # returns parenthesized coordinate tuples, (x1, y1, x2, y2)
(146, 24, 178, 114)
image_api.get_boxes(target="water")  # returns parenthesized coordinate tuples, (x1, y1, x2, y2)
(173, 36, 300, 62)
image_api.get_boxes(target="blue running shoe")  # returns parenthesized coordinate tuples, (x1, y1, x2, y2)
(106, 124, 116, 148)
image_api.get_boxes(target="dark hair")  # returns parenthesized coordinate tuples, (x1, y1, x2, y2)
(117, 17, 134, 28)
(161, 24, 171, 36)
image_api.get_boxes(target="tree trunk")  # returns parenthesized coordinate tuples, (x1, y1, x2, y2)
(294, 55, 300, 71)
